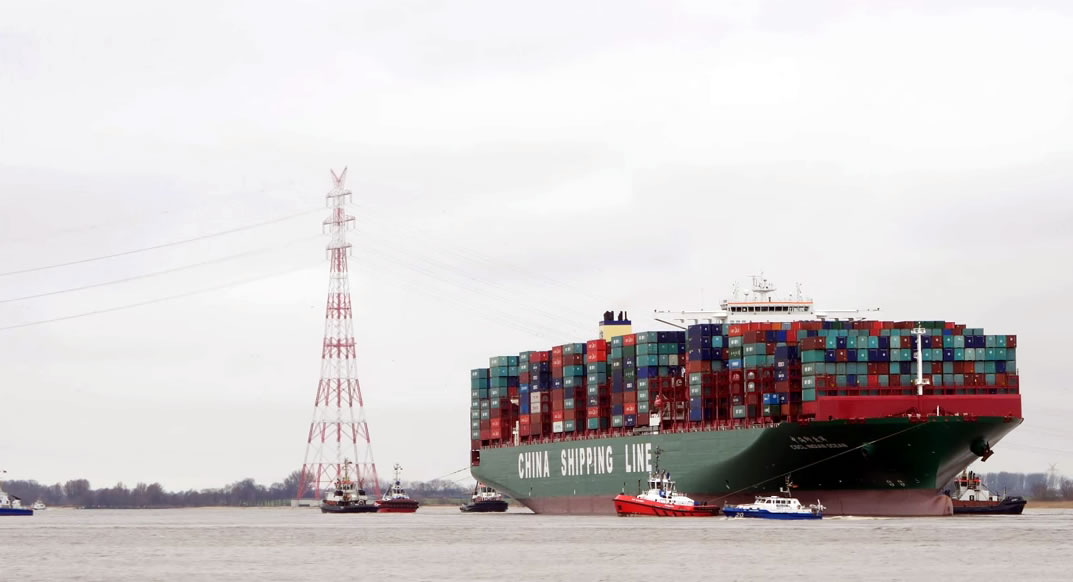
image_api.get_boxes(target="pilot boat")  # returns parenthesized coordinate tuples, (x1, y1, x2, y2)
(722, 479, 824, 520)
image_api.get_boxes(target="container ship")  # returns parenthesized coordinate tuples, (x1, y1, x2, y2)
(468, 277, 1022, 516)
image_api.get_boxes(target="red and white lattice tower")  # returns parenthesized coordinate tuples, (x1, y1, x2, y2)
(296, 167, 381, 500)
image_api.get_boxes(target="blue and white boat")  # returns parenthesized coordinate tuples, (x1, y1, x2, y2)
(1, 488, 33, 516)
(722, 481, 824, 520)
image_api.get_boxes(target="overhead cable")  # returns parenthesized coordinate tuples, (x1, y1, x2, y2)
(0, 207, 322, 278)
(0, 264, 316, 332)
(0, 235, 321, 304)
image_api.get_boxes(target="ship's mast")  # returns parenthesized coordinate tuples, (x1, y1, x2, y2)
(912, 327, 930, 397)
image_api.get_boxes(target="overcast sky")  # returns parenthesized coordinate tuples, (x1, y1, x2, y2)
(2, 0, 1071, 491)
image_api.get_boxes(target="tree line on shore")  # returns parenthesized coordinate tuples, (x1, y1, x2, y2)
(7, 470, 1071, 508)
(974, 471, 1073, 500)
(2, 471, 473, 508)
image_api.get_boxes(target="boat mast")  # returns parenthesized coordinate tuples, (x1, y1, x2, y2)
(911, 327, 930, 397)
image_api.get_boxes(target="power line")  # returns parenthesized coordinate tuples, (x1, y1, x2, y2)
(0, 179, 307, 246)
(0, 207, 322, 278)
(0, 235, 321, 304)
(0, 263, 317, 332)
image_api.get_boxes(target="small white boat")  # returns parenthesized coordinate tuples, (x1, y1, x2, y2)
(32, 500, 46, 511)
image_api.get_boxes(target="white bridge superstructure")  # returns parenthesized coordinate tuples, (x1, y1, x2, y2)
(654, 274, 880, 327)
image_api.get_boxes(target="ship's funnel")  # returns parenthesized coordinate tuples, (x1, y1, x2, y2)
(599, 310, 632, 340)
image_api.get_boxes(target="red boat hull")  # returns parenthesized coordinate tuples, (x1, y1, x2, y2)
(613, 494, 721, 517)
(376, 499, 420, 513)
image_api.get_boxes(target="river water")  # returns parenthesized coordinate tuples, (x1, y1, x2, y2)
(2, 506, 1069, 581)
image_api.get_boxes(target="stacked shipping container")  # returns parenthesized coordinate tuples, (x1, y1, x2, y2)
(471, 321, 1018, 447)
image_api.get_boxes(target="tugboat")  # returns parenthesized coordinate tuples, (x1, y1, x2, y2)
(946, 470, 1027, 515)
(320, 459, 379, 514)
(1, 474, 33, 516)
(612, 449, 720, 517)
(376, 464, 419, 513)
(460, 482, 509, 513)
(722, 478, 825, 520)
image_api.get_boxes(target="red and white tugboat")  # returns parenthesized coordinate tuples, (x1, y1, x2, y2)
(376, 464, 420, 513)
(613, 449, 720, 517)
(320, 459, 379, 514)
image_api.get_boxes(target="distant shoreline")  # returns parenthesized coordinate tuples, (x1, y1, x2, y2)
(1023, 500, 1073, 509)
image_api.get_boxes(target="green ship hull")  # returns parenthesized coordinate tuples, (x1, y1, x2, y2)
(471, 416, 1021, 516)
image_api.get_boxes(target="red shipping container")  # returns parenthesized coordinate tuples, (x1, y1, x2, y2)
(686, 361, 708, 373)
(836, 350, 848, 362)
(479, 429, 490, 439)
(586, 339, 607, 352)
(518, 425, 530, 437)
(1006, 335, 1017, 348)
(552, 357, 563, 368)
(552, 410, 564, 422)
(587, 408, 600, 419)
(623, 391, 637, 404)
(552, 345, 564, 357)
(531, 351, 550, 363)
(586, 352, 607, 363)
(623, 334, 637, 347)
(519, 415, 530, 426)
(490, 428, 502, 439)
(490, 418, 501, 429)
(867, 375, 878, 386)
(729, 325, 745, 336)
(624, 403, 637, 415)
